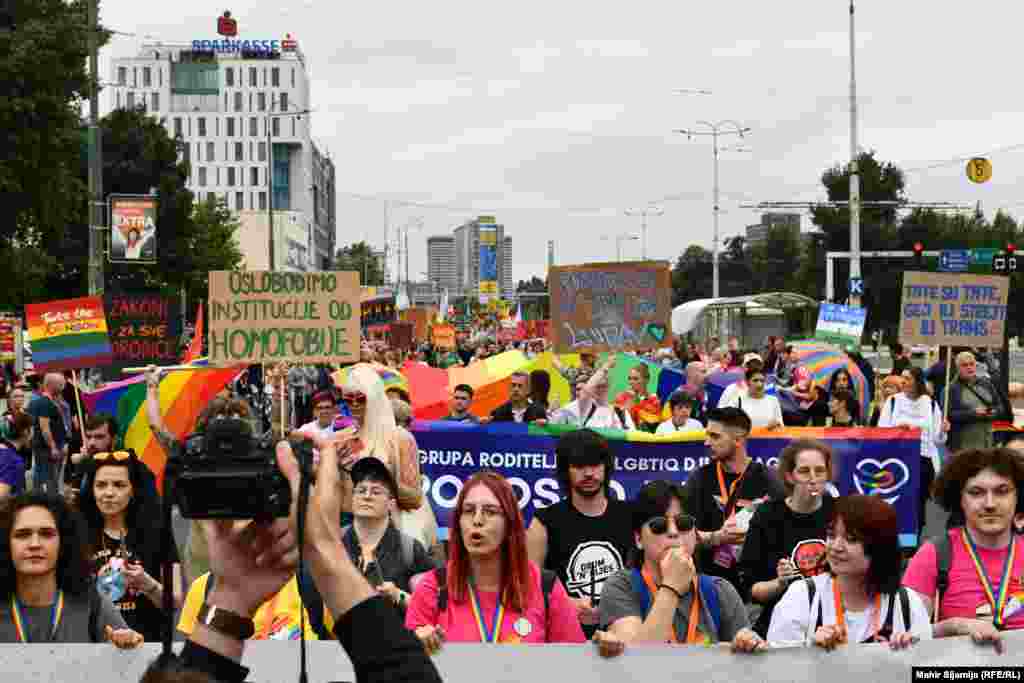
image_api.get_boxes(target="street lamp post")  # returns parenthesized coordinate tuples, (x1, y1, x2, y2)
(625, 206, 663, 260)
(602, 234, 639, 262)
(266, 103, 312, 271)
(674, 121, 750, 298)
(848, 0, 862, 304)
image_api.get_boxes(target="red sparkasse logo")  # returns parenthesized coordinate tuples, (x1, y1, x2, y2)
(217, 11, 238, 37)
(282, 33, 297, 51)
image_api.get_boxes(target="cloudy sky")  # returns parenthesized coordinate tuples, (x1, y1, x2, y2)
(99, 1, 1024, 283)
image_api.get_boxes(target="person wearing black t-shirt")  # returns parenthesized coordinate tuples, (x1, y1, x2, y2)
(737, 439, 835, 637)
(527, 429, 633, 637)
(78, 450, 182, 641)
(683, 407, 784, 592)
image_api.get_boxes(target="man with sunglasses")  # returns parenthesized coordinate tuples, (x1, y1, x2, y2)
(527, 429, 633, 638)
(593, 480, 755, 654)
(683, 407, 784, 593)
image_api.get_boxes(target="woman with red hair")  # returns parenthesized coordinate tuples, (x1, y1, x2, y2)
(406, 472, 585, 650)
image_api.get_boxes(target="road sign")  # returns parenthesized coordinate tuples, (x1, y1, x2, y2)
(939, 249, 970, 272)
(967, 157, 993, 184)
(971, 248, 999, 265)
(848, 277, 864, 296)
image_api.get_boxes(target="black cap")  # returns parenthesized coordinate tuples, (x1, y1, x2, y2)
(350, 458, 398, 499)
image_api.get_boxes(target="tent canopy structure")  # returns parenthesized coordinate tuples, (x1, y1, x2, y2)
(672, 292, 819, 341)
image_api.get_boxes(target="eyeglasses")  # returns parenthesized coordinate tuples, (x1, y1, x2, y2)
(343, 394, 367, 406)
(94, 451, 131, 462)
(644, 513, 695, 535)
(461, 504, 504, 520)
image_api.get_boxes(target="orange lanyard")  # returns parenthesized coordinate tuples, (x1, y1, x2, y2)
(831, 580, 881, 642)
(716, 462, 747, 517)
(641, 566, 701, 644)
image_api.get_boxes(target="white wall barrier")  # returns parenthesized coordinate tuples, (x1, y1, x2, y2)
(2, 633, 1023, 683)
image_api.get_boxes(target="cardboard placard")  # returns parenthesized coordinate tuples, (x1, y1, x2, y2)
(25, 296, 114, 371)
(390, 322, 414, 350)
(814, 303, 866, 350)
(0, 317, 18, 362)
(103, 293, 181, 377)
(431, 324, 456, 350)
(549, 261, 672, 353)
(899, 272, 1009, 349)
(208, 271, 360, 365)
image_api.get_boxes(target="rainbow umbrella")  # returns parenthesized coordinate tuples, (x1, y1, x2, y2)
(333, 362, 410, 400)
(787, 340, 868, 416)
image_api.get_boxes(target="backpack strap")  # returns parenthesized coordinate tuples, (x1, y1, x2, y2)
(614, 407, 628, 430)
(582, 403, 598, 427)
(932, 531, 953, 622)
(630, 568, 651, 617)
(697, 575, 721, 635)
(804, 577, 823, 631)
(541, 569, 557, 622)
(435, 566, 449, 612)
(400, 531, 416, 570)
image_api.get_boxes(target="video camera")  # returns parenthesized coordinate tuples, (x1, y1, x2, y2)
(171, 418, 310, 519)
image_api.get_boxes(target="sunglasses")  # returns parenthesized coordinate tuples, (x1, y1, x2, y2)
(645, 513, 695, 535)
(343, 394, 367, 406)
(94, 450, 131, 462)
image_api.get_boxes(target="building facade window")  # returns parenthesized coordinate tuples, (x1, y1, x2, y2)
(234, 142, 244, 161)
(198, 167, 207, 187)
(227, 167, 236, 187)
(271, 67, 280, 87)
(225, 68, 234, 87)
(257, 92, 266, 111)
(226, 117, 235, 137)
(258, 142, 267, 161)
(279, 92, 288, 111)
(126, 91, 135, 108)
(258, 192, 267, 210)
(271, 118, 280, 137)
(115, 91, 121, 109)
(117, 66, 126, 85)
(151, 92, 159, 111)
(250, 167, 259, 186)
(143, 67, 151, 87)
(234, 91, 243, 112)
(249, 117, 258, 137)
(236, 191, 245, 211)
(249, 67, 258, 87)
(206, 141, 215, 160)
(291, 67, 295, 87)
(197, 117, 206, 137)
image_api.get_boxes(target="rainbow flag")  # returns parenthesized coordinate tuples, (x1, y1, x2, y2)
(82, 358, 241, 487)
(26, 296, 113, 371)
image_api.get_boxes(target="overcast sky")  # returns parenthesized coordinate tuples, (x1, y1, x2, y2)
(99, 1, 1024, 283)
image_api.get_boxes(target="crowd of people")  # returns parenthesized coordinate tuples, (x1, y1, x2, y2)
(0, 328, 1018, 681)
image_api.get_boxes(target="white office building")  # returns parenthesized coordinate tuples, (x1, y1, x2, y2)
(104, 33, 335, 271)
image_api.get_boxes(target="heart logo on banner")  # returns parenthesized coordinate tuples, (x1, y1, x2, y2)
(853, 458, 910, 504)
(646, 323, 667, 343)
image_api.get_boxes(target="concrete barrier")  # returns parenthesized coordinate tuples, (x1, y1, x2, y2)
(2, 632, 1023, 682)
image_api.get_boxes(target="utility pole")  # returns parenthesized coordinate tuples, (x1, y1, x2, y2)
(87, 0, 104, 295)
(848, 0, 862, 306)
(675, 121, 750, 298)
(625, 206, 663, 260)
(266, 112, 274, 270)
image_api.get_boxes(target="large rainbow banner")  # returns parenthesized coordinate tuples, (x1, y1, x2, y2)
(412, 423, 922, 548)
(26, 296, 113, 371)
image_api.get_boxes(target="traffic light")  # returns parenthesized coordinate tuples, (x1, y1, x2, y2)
(912, 242, 925, 268)
(1009, 244, 1018, 273)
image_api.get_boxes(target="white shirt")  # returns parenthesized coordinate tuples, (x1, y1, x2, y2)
(552, 400, 635, 430)
(767, 573, 932, 645)
(720, 392, 783, 429)
(718, 380, 747, 408)
(298, 419, 336, 441)
(877, 393, 945, 470)
(656, 418, 704, 435)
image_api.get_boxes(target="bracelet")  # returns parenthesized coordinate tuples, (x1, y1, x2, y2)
(657, 584, 684, 600)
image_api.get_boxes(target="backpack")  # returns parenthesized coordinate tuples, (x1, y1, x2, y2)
(628, 568, 721, 638)
(434, 565, 559, 626)
(930, 531, 954, 623)
(804, 577, 911, 641)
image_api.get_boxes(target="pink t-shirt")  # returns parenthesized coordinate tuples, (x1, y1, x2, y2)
(405, 561, 586, 644)
(903, 528, 1024, 628)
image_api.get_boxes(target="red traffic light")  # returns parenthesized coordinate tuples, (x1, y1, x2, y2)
(913, 242, 924, 253)
(1008, 244, 1017, 254)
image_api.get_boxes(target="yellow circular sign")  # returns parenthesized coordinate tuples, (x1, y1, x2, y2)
(967, 157, 992, 184)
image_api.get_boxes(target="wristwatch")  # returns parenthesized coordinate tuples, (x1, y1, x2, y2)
(196, 603, 255, 640)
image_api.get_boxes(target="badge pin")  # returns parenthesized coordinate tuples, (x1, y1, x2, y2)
(513, 617, 533, 637)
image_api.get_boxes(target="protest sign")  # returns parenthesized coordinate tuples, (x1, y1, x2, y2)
(814, 303, 866, 349)
(413, 422, 921, 547)
(207, 271, 359, 365)
(103, 293, 181, 377)
(900, 272, 1009, 348)
(390, 321, 414, 350)
(431, 323, 456, 350)
(0, 317, 17, 362)
(26, 296, 114, 371)
(549, 261, 671, 353)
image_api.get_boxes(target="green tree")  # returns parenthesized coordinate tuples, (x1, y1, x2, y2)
(0, 0, 103, 255)
(670, 245, 712, 305)
(334, 241, 384, 285)
(750, 224, 802, 294)
(182, 197, 244, 306)
(516, 276, 546, 292)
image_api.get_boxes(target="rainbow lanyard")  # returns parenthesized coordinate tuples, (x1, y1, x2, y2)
(11, 590, 64, 643)
(468, 583, 506, 644)
(961, 528, 1017, 629)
